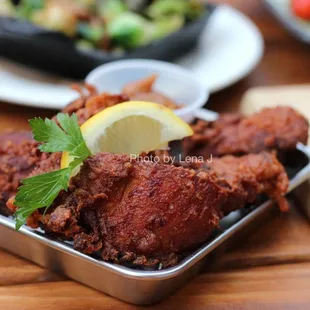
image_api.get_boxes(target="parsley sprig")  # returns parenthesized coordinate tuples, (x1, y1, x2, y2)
(14, 113, 91, 230)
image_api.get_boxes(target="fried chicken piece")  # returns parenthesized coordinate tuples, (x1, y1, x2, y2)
(184, 107, 309, 157)
(122, 74, 157, 96)
(34, 86, 128, 175)
(122, 74, 181, 110)
(29, 152, 62, 177)
(62, 84, 98, 115)
(0, 88, 129, 214)
(0, 76, 187, 214)
(205, 152, 289, 213)
(61, 84, 129, 125)
(66, 76, 181, 127)
(31, 88, 129, 176)
(1, 77, 178, 206)
(28, 151, 288, 268)
(0, 132, 47, 215)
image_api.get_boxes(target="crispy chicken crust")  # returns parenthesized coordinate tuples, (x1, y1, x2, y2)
(0, 77, 184, 213)
(61, 83, 129, 125)
(0, 84, 304, 268)
(27, 151, 288, 268)
(122, 74, 181, 110)
(184, 107, 309, 157)
(1, 85, 307, 215)
(0, 132, 46, 215)
(206, 152, 290, 213)
(0, 88, 129, 215)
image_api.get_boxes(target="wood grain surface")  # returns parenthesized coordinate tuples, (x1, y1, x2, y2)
(1, 0, 310, 309)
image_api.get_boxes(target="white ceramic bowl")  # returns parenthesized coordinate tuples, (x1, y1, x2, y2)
(86, 59, 218, 123)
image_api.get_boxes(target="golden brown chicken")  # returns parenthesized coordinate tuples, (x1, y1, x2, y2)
(0, 76, 183, 215)
(24, 151, 288, 268)
(0, 132, 46, 215)
(0, 88, 129, 215)
(122, 74, 181, 110)
(184, 106, 309, 158)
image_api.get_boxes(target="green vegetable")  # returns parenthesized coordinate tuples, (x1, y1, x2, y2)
(78, 23, 105, 43)
(186, 0, 205, 20)
(147, 0, 204, 20)
(147, 0, 188, 19)
(76, 0, 96, 11)
(107, 12, 150, 48)
(98, 0, 127, 22)
(14, 113, 91, 230)
(23, 0, 45, 10)
(14, 168, 72, 231)
(16, 0, 45, 19)
(152, 15, 184, 40)
(124, 0, 147, 11)
(6, 0, 204, 50)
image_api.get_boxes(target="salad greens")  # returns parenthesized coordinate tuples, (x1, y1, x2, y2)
(1, 0, 206, 51)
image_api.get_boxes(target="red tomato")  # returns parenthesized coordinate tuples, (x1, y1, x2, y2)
(292, 0, 310, 20)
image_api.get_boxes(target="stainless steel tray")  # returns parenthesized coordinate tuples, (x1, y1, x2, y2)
(1, 144, 310, 305)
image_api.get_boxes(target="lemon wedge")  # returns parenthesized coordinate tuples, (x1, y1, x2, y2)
(61, 101, 193, 169)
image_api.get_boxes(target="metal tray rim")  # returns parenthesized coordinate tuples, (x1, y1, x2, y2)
(1, 143, 310, 281)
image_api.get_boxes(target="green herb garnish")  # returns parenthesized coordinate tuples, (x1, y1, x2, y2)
(14, 113, 91, 230)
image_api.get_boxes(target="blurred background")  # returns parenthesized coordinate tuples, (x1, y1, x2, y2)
(0, 0, 309, 118)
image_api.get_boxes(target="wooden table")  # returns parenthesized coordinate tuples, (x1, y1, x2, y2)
(1, 0, 310, 309)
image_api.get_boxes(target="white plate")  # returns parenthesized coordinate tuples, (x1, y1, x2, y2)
(85, 59, 214, 124)
(264, 0, 310, 44)
(0, 5, 264, 110)
(177, 5, 264, 93)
